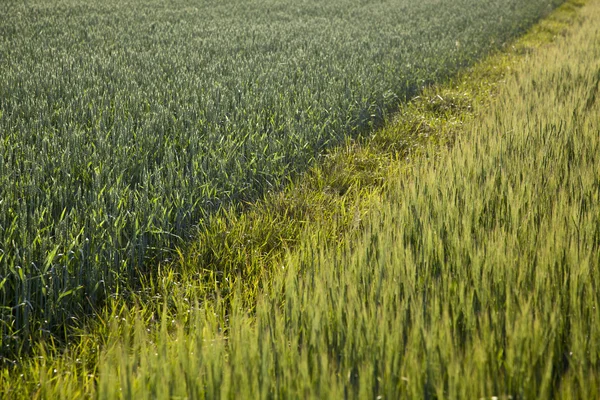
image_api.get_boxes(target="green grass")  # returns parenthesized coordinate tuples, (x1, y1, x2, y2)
(2, 0, 597, 397)
(0, 0, 565, 351)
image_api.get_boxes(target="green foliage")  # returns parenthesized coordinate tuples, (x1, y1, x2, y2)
(0, 0, 564, 351)
(2, 0, 597, 397)
(84, 1, 600, 397)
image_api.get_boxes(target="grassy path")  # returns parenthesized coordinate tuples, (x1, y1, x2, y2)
(2, 0, 598, 397)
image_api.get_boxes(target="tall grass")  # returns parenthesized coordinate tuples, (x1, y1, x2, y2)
(8, 0, 597, 397)
(0, 0, 565, 351)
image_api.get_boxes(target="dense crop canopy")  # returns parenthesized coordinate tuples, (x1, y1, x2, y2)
(0, 0, 563, 350)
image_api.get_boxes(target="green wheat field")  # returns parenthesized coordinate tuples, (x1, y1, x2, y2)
(1, 0, 599, 398)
